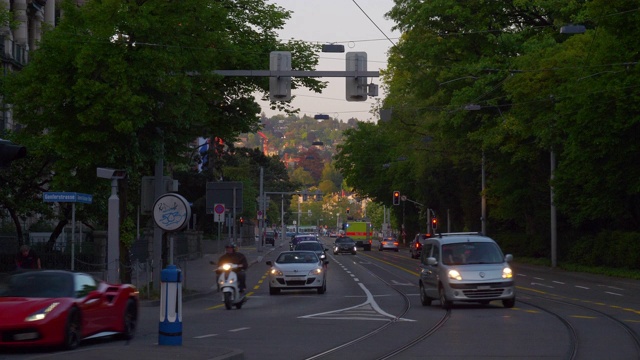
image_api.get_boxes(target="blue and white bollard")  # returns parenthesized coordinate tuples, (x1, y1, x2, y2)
(159, 265, 182, 345)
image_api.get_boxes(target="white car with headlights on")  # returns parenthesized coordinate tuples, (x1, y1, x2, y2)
(266, 251, 328, 295)
(418, 232, 515, 309)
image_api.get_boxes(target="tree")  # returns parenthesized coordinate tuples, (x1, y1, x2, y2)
(2, 0, 322, 256)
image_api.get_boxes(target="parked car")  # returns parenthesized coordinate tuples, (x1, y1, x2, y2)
(418, 232, 515, 309)
(264, 229, 277, 246)
(410, 233, 431, 259)
(294, 241, 328, 261)
(378, 236, 399, 252)
(333, 236, 357, 255)
(0, 270, 138, 349)
(266, 251, 328, 295)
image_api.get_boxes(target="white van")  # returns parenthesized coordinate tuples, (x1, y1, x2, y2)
(418, 232, 515, 309)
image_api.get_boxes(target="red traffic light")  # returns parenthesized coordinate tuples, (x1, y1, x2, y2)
(392, 191, 400, 205)
(431, 217, 438, 230)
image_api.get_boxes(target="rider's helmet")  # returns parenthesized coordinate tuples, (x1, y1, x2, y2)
(225, 243, 237, 252)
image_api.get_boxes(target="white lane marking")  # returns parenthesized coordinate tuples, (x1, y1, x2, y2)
(533, 277, 545, 280)
(531, 282, 554, 288)
(229, 327, 250, 332)
(605, 292, 623, 296)
(194, 334, 218, 339)
(391, 280, 414, 286)
(553, 281, 565, 285)
(299, 283, 415, 322)
(575, 285, 590, 290)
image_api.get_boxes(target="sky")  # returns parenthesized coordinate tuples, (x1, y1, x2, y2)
(259, 0, 400, 123)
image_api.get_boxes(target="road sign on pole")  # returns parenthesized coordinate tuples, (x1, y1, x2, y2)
(214, 203, 225, 223)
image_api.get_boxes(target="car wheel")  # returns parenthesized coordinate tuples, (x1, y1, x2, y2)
(269, 286, 280, 295)
(317, 280, 326, 294)
(502, 297, 516, 308)
(121, 299, 137, 340)
(419, 283, 432, 306)
(439, 286, 452, 310)
(63, 308, 82, 350)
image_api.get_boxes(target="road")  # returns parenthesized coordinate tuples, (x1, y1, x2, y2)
(4, 236, 640, 359)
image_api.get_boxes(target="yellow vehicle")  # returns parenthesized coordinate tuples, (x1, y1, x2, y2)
(344, 222, 372, 251)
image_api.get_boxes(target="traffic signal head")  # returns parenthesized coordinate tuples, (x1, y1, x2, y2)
(269, 51, 292, 101)
(0, 140, 27, 169)
(345, 52, 367, 102)
(392, 191, 400, 205)
(431, 217, 438, 230)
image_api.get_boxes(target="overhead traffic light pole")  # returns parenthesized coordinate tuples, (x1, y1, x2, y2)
(210, 51, 380, 102)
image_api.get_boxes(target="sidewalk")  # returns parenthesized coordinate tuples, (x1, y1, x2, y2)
(126, 241, 277, 360)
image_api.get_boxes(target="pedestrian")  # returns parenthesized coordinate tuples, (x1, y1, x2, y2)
(15, 244, 41, 270)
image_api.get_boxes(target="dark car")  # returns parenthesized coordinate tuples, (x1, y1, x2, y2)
(294, 241, 328, 261)
(410, 233, 431, 259)
(333, 236, 357, 255)
(264, 230, 277, 246)
(290, 234, 320, 250)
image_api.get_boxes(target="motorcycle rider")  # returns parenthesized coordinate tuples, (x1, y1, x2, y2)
(217, 243, 248, 292)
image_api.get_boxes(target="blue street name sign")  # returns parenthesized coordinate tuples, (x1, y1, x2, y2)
(43, 192, 93, 204)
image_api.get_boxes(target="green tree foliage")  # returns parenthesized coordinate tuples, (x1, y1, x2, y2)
(2, 0, 322, 241)
(337, 0, 640, 262)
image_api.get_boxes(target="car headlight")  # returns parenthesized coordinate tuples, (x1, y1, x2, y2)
(448, 269, 462, 281)
(502, 267, 513, 279)
(308, 268, 323, 276)
(25, 302, 59, 322)
(270, 268, 283, 276)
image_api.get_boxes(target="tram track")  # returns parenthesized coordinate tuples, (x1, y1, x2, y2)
(519, 291, 640, 359)
(305, 250, 450, 360)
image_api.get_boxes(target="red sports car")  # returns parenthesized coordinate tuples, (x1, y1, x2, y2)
(0, 270, 138, 350)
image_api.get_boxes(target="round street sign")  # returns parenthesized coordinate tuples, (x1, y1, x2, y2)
(153, 193, 191, 232)
(214, 203, 225, 215)
(401, 195, 407, 201)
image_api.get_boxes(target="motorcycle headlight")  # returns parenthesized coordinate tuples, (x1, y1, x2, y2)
(25, 302, 59, 322)
(502, 267, 513, 279)
(320, 254, 326, 259)
(221, 263, 231, 271)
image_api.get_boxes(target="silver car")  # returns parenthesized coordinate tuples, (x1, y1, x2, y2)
(418, 233, 515, 309)
(266, 251, 328, 295)
(378, 236, 399, 252)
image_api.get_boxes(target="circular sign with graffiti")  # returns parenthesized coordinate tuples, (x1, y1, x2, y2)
(153, 193, 191, 232)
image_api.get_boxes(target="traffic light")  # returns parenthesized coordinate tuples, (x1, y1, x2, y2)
(269, 51, 292, 101)
(345, 52, 367, 101)
(0, 140, 27, 169)
(431, 217, 438, 230)
(392, 191, 400, 205)
(239, 217, 244, 227)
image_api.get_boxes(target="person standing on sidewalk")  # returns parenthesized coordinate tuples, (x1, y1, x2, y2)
(15, 245, 41, 270)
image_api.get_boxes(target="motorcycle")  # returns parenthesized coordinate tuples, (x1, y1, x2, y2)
(216, 263, 246, 310)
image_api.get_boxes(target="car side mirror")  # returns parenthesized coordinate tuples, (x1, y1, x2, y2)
(505, 254, 513, 262)
(426, 257, 437, 266)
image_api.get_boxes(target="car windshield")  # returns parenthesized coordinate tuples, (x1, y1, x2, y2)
(442, 242, 504, 265)
(335, 237, 354, 244)
(0, 272, 75, 298)
(276, 252, 319, 264)
(295, 242, 323, 251)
